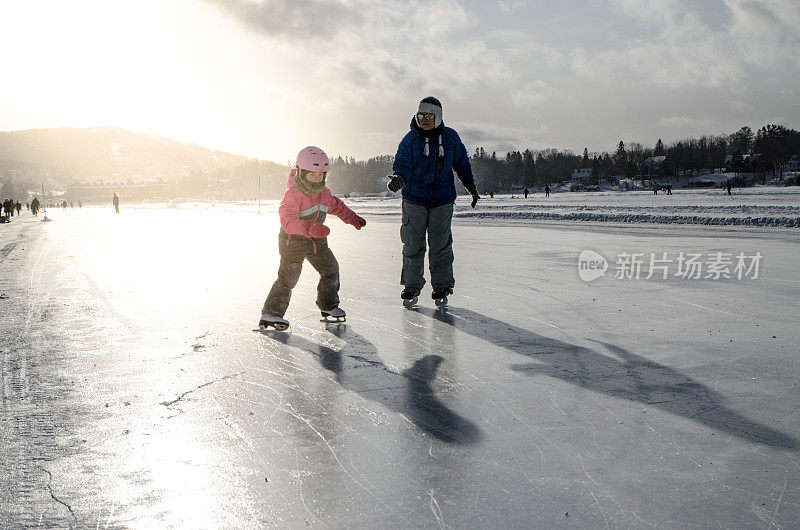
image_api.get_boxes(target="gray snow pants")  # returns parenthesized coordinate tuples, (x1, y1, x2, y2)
(401, 200, 455, 292)
(262, 232, 340, 317)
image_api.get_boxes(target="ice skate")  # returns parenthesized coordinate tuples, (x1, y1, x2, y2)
(401, 288, 420, 309)
(321, 307, 346, 323)
(256, 313, 290, 332)
(432, 288, 451, 309)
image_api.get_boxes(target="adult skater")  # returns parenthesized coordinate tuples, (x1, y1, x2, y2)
(259, 146, 366, 330)
(545, 185, 550, 197)
(725, 180, 732, 195)
(386, 96, 479, 307)
(524, 188, 529, 199)
(31, 197, 40, 217)
(15, 201, 21, 215)
(113, 192, 120, 214)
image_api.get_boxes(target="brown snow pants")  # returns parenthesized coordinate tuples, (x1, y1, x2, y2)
(262, 231, 340, 317)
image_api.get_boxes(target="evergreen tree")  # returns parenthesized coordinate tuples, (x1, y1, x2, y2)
(591, 155, 600, 185)
(614, 141, 627, 178)
(754, 124, 800, 180)
(729, 126, 754, 154)
(522, 149, 535, 187)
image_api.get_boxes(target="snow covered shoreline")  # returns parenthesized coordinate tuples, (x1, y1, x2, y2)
(161, 187, 800, 228)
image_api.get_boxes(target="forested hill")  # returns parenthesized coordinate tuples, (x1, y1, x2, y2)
(0, 127, 286, 184)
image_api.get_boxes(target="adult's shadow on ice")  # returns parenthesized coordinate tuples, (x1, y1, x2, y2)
(418, 306, 798, 450)
(271, 327, 481, 445)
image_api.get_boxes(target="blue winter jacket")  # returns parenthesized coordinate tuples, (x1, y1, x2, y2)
(392, 121, 475, 208)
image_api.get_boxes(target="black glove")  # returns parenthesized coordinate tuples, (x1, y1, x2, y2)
(464, 180, 479, 208)
(387, 174, 405, 193)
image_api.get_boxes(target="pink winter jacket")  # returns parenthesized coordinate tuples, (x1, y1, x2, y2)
(278, 176, 360, 241)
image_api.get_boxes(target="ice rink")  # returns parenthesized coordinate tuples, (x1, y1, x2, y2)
(2, 197, 799, 527)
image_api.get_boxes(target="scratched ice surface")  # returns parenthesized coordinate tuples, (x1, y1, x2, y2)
(1, 198, 799, 528)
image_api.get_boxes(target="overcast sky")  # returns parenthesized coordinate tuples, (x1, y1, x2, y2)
(1, 0, 798, 163)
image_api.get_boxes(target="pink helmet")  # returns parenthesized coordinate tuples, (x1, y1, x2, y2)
(295, 146, 330, 172)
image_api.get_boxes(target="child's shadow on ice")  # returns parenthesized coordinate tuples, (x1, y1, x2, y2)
(272, 326, 481, 445)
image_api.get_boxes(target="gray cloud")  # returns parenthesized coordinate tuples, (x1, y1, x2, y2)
(738, 0, 780, 25)
(197, 0, 800, 157)
(202, 0, 361, 39)
(458, 127, 520, 153)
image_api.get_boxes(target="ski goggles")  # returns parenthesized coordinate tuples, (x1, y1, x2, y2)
(416, 112, 436, 121)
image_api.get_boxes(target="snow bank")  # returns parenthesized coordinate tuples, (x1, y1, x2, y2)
(453, 210, 800, 227)
(346, 188, 800, 228)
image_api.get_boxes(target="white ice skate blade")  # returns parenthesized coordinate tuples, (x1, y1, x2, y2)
(254, 323, 290, 333)
(434, 297, 448, 308)
(255, 315, 290, 332)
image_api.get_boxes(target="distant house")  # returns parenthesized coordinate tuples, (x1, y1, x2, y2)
(724, 153, 763, 173)
(638, 156, 668, 181)
(571, 168, 592, 183)
(786, 155, 800, 173)
(66, 178, 173, 203)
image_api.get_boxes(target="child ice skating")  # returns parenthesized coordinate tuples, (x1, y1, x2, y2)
(259, 146, 366, 330)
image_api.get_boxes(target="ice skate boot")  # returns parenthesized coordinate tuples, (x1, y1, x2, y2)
(431, 288, 451, 308)
(401, 288, 420, 308)
(321, 307, 346, 323)
(256, 313, 290, 332)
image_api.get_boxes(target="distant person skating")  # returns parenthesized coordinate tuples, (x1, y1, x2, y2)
(545, 185, 550, 197)
(1, 198, 10, 221)
(113, 192, 120, 213)
(489, 190, 494, 198)
(258, 146, 366, 331)
(15, 201, 21, 215)
(62, 201, 67, 210)
(523, 188, 529, 199)
(725, 180, 732, 195)
(31, 197, 40, 217)
(386, 96, 478, 308)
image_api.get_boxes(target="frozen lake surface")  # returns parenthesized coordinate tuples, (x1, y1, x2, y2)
(1, 194, 799, 527)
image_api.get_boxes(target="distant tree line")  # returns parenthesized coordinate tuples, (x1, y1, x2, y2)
(325, 124, 800, 193)
(328, 155, 393, 195)
(3, 124, 798, 200)
(176, 159, 289, 200)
